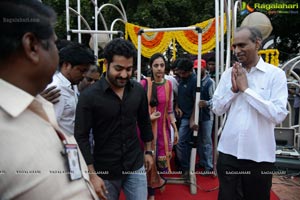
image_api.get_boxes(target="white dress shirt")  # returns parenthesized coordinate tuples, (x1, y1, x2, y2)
(165, 74, 178, 144)
(47, 72, 78, 135)
(165, 74, 179, 97)
(0, 79, 98, 200)
(212, 57, 288, 162)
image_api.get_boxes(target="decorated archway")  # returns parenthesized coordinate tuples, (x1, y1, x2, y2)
(125, 16, 227, 59)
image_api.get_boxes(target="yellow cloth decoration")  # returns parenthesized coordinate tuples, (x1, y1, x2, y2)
(125, 16, 227, 58)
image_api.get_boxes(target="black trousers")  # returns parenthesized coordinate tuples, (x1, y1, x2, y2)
(217, 152, 274, 200)
(294, 107, 299, 125)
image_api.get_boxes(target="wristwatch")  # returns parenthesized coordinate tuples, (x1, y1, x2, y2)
(145, 150, 154, 156)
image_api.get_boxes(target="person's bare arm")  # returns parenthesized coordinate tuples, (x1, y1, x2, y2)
(88, 164, 108, 200)
(143, 141, 154, 172)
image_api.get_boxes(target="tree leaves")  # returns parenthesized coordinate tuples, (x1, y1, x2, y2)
(44, 0, 299, 61)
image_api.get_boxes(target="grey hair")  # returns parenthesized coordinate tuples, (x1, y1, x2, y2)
(236, 26, 263, 43)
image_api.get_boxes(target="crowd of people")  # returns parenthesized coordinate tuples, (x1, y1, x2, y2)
(0, 1, 291, 200)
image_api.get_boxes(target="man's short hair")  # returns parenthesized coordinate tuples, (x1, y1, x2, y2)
(0, 0, 56, 61)
(236, 26, 263, 43)
(103, 38, 136, 66)
(56, 39, 73, 51)
(176, 58, 194, 72)
(88, 65, 101, 74)
(58, 42, 96, 70)
(206, 56, 215, 63)
(171, 58, 183, 70)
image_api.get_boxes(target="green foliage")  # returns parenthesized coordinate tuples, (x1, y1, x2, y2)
(43, 0, 95, 44)
(127, 0, 208, 27)
(44, 0, 300, 62)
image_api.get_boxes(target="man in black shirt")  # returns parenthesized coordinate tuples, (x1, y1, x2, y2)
(75, 38, 154, 200)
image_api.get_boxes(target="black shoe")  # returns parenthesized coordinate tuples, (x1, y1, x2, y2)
(195, 163, 204, 169)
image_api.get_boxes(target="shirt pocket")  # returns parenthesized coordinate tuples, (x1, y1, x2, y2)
(258, 88, 271, 100)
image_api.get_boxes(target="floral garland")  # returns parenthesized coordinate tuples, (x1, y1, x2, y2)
(258, 49, 279, 66)
(125, 23, 173, 58)
(175, 17, 226, 55)
(125, 16, 227, 58)
(98, 58, 106, 72)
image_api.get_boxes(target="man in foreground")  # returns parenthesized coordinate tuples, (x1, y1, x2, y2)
(75, 38, 154, 200)
(0, 0, 98, 199)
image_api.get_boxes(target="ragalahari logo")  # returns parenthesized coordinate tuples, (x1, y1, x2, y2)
(240, 2, 299, 15)
(240, 2, 255, 15)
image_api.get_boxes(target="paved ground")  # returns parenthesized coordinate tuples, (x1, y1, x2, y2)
(272, 175, 300, 200)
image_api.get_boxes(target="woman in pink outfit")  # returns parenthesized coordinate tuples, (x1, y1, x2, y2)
(140, 53, 179, 200)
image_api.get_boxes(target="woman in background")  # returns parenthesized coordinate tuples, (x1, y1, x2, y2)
(140, 53, 179, 200)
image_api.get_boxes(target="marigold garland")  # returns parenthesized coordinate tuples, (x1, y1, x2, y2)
(175, 17, 226, 55)
(98, 58, 106, 72)
(126, 22, 173, 58)
(258, 49, 279, 66)
(125, 16, 227, 58)
(124, 18, 279, 66)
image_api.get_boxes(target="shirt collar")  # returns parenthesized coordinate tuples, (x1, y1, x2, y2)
(255, 57, 268, 73)
(0, 79, 35, 117)
(181, 72, 196, 83)
(56, 72, 72, 88)
(201, 73, 209, 81)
